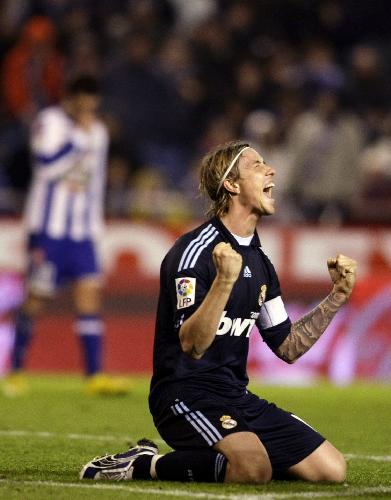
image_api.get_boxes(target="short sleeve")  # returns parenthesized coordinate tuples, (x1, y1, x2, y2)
(170, 263, 211, 327)
(30, 109, 70, 157)
(163, 237, 214, 332)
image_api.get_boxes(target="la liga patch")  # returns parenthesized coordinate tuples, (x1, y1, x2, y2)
(175, 277, 196, 309)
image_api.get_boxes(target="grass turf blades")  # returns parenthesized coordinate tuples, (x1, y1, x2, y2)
(0, 375, 390, 499)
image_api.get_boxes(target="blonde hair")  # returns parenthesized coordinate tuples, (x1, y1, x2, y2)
(199, 140, 250, 217)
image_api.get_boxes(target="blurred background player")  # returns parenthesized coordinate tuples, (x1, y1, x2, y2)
(3, 75, 129, 396)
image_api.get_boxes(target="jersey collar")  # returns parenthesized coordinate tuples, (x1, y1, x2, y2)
(211, 217, 261, 248)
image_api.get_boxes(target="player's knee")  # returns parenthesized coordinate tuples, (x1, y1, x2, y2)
(74, 279, 101, 313)
(323, 451, 347, 483)
(228, 451, 272, 484)
(310, 449, 346, 483)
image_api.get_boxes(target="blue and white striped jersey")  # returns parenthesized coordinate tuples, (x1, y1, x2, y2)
(24, 105, 109, 241)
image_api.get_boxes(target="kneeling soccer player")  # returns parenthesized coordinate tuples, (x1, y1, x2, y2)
(80, 141, 356, 483)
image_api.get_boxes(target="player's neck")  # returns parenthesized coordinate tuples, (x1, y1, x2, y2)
(220, 211, 260, 238)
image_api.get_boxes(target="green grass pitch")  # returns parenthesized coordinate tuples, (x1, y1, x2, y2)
(0, 375, 390, 499)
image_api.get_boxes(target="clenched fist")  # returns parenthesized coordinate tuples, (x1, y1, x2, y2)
(212, 242, 242, 285)
(327, 254, 357, 299)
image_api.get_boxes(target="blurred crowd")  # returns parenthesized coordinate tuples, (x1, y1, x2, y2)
(1, 0, 391, 226)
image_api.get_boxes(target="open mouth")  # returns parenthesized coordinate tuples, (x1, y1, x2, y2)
(263, 183, 275, 199)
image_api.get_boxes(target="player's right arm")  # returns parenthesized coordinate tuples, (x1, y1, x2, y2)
(179, 242, 242, 359)
(30, 109, 85, 181)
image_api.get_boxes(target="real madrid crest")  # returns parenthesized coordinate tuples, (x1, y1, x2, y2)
(258, 284, 267, 305)
(220, 415, 237, 429)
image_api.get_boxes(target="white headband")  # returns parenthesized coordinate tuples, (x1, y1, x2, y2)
(216, 146, 250, 194)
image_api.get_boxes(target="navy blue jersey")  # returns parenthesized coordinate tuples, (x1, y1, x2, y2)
(149, 217, 291, 404)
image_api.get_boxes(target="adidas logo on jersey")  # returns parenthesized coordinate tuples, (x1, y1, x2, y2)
(243, 266, 252, 278)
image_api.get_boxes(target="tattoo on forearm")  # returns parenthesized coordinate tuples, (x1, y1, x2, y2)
(276, 290, 347, 363)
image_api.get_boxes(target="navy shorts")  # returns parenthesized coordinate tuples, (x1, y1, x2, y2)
(151, 386, 325, 474)
(26, 233, 100, 295)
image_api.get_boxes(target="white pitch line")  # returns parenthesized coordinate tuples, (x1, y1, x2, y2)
(344, 453, 391, 462)
(0, 429, 165, 445)
(0, 429, 390, 463)
(0, 480, 391, 499)
(2, 480, 234, 500)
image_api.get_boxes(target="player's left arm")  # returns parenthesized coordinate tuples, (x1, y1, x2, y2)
(274, 254, 357, 364)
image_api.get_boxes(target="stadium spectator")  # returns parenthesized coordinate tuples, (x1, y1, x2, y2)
(2, 75, 129, 397)
(105, 152, 134, 218)
(287, 87, 363, 224)
(170, 0, 217, 32)
(2, 15, 64, 122)
(80, 141, 357, 484)
(352, 112, 391, 223)
(103, 29, 193, 184)
(1, 15, 65, 204)
(345, 44, 391, 115)
(242, 109, 299, 222)
(300, 41, 345, 92)
(130, 165, 192, 226)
